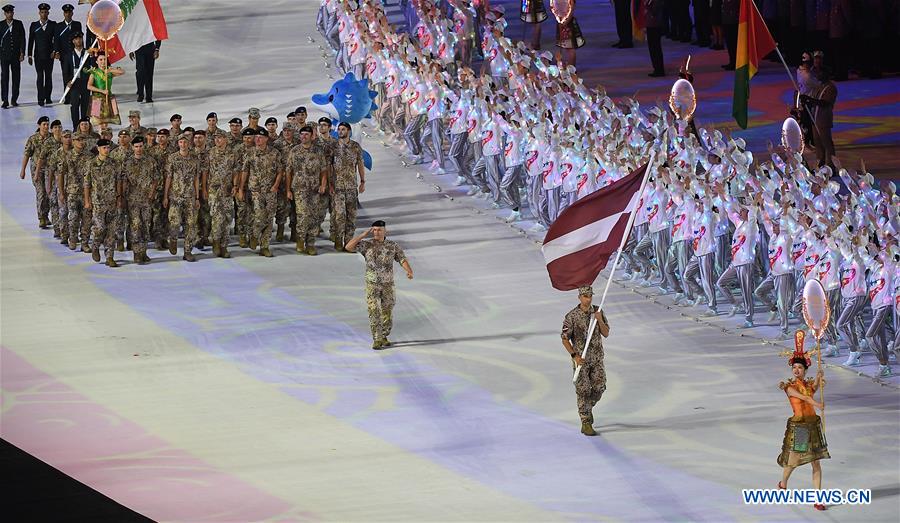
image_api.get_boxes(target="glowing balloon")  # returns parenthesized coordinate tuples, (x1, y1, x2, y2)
(802, 279, 830, 340)
(781, 117, 804, 154)
(668, 79, 696, 121)
(87, 0, 124, 41)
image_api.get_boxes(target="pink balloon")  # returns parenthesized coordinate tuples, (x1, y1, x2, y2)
(87, 0, 124, 41)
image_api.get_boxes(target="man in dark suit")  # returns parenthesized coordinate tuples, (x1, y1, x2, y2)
(130, 40, 161, 103)
(66, 30, 91, 128)
(53, 3, 80, 104)
(1, 4, 26, 108)
(28, 2, 56, 105)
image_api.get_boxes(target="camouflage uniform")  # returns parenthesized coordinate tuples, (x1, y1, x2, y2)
(58, 147, 92, 248)
(83, 156, 122, 256)
(272, 137, 294, 236)
(234, 144, 255, 239)
(315, 134, 337, 236)
(243, 147, 281, 249)
(110, 145, 133, 247)
(125, 125, 149, 138)
(148, 143, 170, 246)
(356, 239, 408, 341)
(194, 146, 212, 245)
(561, 305, 608, 423)
(332, 139, 363, 245)
(207, 146, 237, 248)
(123, 155, 160, 258)
(165, 151, 200, 249)
(74, 131, 99, 153)
(23, 132, 55, 225)
(287, 144, 326, 248)
(45, 143, 68, 238)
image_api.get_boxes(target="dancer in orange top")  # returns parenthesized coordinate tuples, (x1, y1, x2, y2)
(777, 330, 829, 510)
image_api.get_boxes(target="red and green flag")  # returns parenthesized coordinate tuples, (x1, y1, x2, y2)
(732, 0, 776, 129)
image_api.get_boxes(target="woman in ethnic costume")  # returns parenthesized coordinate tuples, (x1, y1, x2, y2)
(86, 51, 124, 127)
(777, 330, 829, 511)
(552, 0, 583, 67)
(520, 0, 548, 49)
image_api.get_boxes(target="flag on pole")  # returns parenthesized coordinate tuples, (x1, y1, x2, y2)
(732, 0, 776, 129)
(78, 0, 168, 64)
(542, 163, 648, 291)
(630, 0, 646, 41)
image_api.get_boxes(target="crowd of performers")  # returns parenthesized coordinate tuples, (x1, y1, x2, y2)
(319, 0, 899, 377)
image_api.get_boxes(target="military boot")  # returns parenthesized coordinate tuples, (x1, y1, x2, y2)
(168, 239, 178, 255)
(334, 238, 344, 252)
(116, 239, 125, 251)
(296, 240, 304, 253)
(276, 224, 285, 242)
(183, 250, 196, 262)
(220, 245, 231, 258)
(372, 339, 384, 350)
(249, 236, 258, 250)
(212, 240, 221, 257)
(580, 421, 596, 436)
(134, 252, 142, 265)
(239, 234, 248, 248)
(305, 245, 317, 256)
(91, 246, 101, 262)
(39, 217, 48, 229)
(82, 242, 91, 253)
(68, 239, 77, 250)
(106, 255, 118, 268)
(260, 246, 274, 257)
(142, 252, 152, 263)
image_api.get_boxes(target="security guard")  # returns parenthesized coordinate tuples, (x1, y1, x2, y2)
(27, 2, 55, 105)
(53, 3, 79, 103)
(1, 4, 26, 108)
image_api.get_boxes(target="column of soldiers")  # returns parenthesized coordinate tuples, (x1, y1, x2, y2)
(18, 106, 368, 267)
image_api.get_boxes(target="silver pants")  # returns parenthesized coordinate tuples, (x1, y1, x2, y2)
(715, 233, 731, 276)
(499, 163, 524, 209)
(528, 175, 549, 226)
(651, 229, 673, 290)
(421, 118, 445, 167)
(470, 141, 489, 192)
(837, 295, 867, 352)
(754, 272, 795, 332)
(865, 305, 892, 364)
(717, 263, 755, 323)
(664, 239, 690, 296)
(684, 252, 717, 310)
(824, 288, 841, 344)
(447, 132, 470, 178)
(403, 114, 426, 156)
(483, 154, 502, 202)
(633, 226, 655, 275)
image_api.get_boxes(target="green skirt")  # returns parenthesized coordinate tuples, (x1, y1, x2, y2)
(777, 416, 830, 468)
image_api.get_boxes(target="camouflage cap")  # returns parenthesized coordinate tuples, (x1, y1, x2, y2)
(578, 286, 594, 297)
(248, 107, 261, 118)
(128, 109, 140, 118)
(61, 130, 72, 138)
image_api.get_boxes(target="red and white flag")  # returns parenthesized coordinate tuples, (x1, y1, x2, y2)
(542, 163, 648, 291)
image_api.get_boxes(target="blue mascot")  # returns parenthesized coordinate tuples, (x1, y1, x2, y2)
(312, 72, 377, 170)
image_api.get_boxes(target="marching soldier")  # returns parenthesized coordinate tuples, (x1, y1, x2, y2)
(123, 136, 159, 264)
(53, 3, 79, 103)
(43, 124, 68, 240)
(205, 131, 237, 258)
(58, 131, 92, 251)
(148, 129, 170, 249)
(560, 286, 610, 436)
(331, 121, 365, 251)
(27, 2, 55, 105)
(83, 138, 123, 267)
(345, 220, 414, 349)
(193, 130, 211, 248)
(111, 129, 133, 251)
(163, 133, 201, 262)
(1, 4, 26, 108)
(238, 128, 282, 257)
(272, 121, 296, 242)
(124, 109, 149, 137)
(234, 128, 257, 247)
(315, 116, 337, 240)
(19, 116, 54, 228)
(286, 125, 328, 255)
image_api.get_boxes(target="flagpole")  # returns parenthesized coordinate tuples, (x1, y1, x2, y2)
(573, 148, 658, 383)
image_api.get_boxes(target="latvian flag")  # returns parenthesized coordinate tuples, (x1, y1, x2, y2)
(78, 0, 168, 64)
(541, 163, 648, 291)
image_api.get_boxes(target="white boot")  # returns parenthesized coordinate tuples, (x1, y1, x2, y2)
(844, 351, 862, 366)
(505, 210, 522, 223)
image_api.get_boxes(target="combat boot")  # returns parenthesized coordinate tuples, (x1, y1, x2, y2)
(381, 338, 392, 347)
(260, 246, 274, 257)
(305, 245, 317, 256)
(82, 242, 91, 253)
(580, 421, 596, 436)
(239, 234, 248, 248)
(183, 250, 196, 262)
(116, 239, 125, 252)
(212, 240, 221, 257)
(134, 252, 142, 265)
(334, 238, 344, 252)
(168, 239, 178, 255)
(68, 240, 77, 250)
(372, 339, 384, 350)
(39, 217, 48, 229)
(106, 255, 118, 268)
(296, 240, 304, 253)
(249, 236, 258, 250)
(142, 252, 152, 263)
(276, 224, 285, 242)
(91, 246, 101, 262)
(220, 245, 231, 258)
